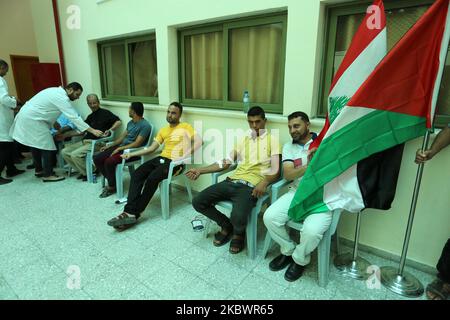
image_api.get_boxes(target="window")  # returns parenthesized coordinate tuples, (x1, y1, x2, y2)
(99, 35, 158, 103)
(179, 14, 287, 114)
(320, 0, 449, 127)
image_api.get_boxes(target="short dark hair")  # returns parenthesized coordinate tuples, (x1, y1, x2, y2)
(247, 106, 266, 119)
(0, 59, 8, 69)
(288, 111, 310, 122)
(169, 101, 183, 115)
(130, 102, 144, 117)
(65, 82, 83, 92)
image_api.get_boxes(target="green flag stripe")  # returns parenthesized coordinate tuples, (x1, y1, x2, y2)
(288, 109, 427, 221)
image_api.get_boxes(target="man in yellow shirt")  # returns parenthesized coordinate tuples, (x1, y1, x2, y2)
(186, 106, 281, 254)
(107, 102, 202, 229)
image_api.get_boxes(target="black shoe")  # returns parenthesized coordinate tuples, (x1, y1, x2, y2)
(99, 188, 116, 198)
(6, 169, 25, 178)
(27, 164, 35, 169)
(269, 254, 293, 271)
(0, 177, 13, 185)
(284, 262, 305, 282)
(77, 174, 87, 181)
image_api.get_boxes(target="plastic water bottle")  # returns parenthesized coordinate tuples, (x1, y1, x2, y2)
(243, 90, 250, 113)
(92, 174, 97, 184)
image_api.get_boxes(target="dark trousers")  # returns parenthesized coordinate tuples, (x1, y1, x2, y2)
(0, 141, 16, 174)
(30, 147, 54, 177)
(437, 238, 450, 283)
(93, 147, 125, 188)
(124, 156, 183, 216)
(192, 180, 258, 235)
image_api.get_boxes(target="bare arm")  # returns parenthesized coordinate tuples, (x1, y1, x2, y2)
(121, 140, 160, 159)
(252, 154, 281, 198)
(415, 126, 450, 163)
(185, 150, 238, 180)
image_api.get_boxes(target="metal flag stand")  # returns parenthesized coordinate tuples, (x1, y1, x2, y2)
(380, 130, 431, 297)
(334, 211, 371, 280)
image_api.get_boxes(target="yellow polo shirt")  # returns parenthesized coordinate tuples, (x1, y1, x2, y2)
(229, 130, 281, 186)
(154, 122, 196, 160)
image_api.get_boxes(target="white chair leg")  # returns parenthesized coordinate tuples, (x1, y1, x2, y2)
(262, 231, 273, 257)
(115, 164, 124, 199)
(246, 207, 258, 260)
(318, 229, 332, 288)
(86, 153, 93, 183)
(160, 180, 170, 220)
(184, 176, 193, 203)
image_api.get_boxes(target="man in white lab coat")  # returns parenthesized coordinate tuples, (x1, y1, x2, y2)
(11, 82, 104, 182)
(0, 59, 25, 185)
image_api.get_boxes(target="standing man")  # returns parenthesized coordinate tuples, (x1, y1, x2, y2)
(263, 111, 329, 282)
(94, 102, 151, 198)
(415, 125, 450, 300)
(62, 94, 121, 181)
(0, 59, 24, 185)
(106, 102, 202, 229)
(186, 106, 280, 254)
(11, 82, 104, 182)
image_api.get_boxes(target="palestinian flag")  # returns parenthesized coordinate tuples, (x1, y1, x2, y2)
(289, 0, 450, 221)
(310, 0, 387, 213)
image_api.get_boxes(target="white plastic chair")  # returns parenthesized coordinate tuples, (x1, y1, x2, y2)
(85, 132, 116, 183)
(262, 178, 342, 287)
(202, 164, 273, 260)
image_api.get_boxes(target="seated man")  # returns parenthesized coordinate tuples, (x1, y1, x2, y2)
(263, 111, 330, 282)
(94, 102, 151, 198)
(106, 102, 202, 229)
(62, 94, 121, 181)
(51, 113, 78, 168)
(186, 106, 280, 254)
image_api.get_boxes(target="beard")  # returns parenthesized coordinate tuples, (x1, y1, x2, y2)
(292, 131, 308, 143)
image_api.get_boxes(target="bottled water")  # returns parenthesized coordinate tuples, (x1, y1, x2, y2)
(243, 90, 250, 113)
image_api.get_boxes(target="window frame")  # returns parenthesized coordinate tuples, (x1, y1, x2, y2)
(98, 34, 159, 104)
(318, 0, 450, 127)
(179, 13, 287, 114)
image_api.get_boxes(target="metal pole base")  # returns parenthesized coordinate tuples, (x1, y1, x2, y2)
(380, 266, 424, 298)
(334, 252, 371, 280)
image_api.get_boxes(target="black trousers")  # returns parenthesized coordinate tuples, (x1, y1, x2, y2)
(437, 238, 450, 283)
(192, 180, 257, 235)
(0, 141, 15, 174)
(30, 147, 54, 177)
(124, 156, 183, 216)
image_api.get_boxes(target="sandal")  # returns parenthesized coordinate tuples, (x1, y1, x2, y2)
(229, 234, 245, 254)
(213, 227, 233, 247)
(426, 278, 450, 300)
(107, 212, 137, 227)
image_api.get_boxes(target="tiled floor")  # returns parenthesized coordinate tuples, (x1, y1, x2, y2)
(0, 166, 435, 300)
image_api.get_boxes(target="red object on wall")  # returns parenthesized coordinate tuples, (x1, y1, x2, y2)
(30, 63, 62, 93)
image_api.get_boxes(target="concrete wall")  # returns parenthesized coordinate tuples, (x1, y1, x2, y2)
(0, 0, 38, 96)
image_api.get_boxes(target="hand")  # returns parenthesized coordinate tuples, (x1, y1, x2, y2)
(91, 129, 104, 137)
(185, 168, 201, 181)
(100, 146, 107, 152)
(53, 122, 61, 130)
(120, 152, 132, 160)
(111, 148, 120, 156)
(54, 134, 65, 142)
(103, 130, 112, 137)
(415, 149, 434, 164)
(252, 181, 268, 198)
(307, 147, 318, 163)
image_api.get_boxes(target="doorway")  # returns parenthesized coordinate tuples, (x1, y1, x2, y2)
(10, 55, 39, 103)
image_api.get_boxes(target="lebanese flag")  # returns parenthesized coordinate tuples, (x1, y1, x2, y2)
(289, 0, 450, 221)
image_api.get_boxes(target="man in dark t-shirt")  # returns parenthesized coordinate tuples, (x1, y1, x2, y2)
(61, 94, 121, 181)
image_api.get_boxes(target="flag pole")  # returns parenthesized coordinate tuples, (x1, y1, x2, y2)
(334, 211, 371, 280)
(380, 130, 431, 297)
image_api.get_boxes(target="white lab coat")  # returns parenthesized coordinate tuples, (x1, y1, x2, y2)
(11, 87, 90, 151)
(0, 76, 17, 142)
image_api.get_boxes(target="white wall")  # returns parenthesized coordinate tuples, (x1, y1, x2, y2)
(0, 0, 38, 96)
(26, 0, 450, 268)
